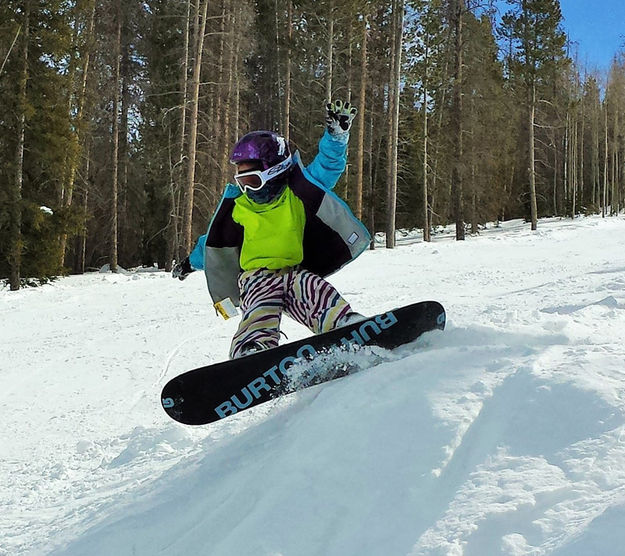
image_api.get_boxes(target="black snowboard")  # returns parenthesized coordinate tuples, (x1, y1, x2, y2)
(161, 300, 445, 425)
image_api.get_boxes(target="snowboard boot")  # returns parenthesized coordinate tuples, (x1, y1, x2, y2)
(238, 340, 267, 357)
(336, 311, 366, 328)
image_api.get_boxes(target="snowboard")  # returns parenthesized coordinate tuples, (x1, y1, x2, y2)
(161, 300, 446, 425)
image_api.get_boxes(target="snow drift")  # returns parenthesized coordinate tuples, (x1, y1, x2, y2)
(2, 216, 625, 556)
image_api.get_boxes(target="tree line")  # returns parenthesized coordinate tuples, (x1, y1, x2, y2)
(1, 0, 624, 289)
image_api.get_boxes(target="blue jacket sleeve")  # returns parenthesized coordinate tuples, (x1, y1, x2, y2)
(188, 234, 207, 270)
(302, 130, 349, 191)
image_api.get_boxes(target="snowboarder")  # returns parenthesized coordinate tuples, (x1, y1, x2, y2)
(173, 100, 370, 359)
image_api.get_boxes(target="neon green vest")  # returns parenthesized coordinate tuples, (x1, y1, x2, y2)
(232, 187, 306, 271)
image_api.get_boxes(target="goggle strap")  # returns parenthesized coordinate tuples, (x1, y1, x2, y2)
(235, 154, 293, 193)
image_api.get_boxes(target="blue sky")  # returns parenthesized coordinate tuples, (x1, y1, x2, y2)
(493, 1, 624, 72)
(558, 0, 624, 70)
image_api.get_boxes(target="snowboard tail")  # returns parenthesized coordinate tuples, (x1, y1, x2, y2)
(161, 300, 445, 425)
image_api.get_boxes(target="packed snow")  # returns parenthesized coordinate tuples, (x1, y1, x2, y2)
(2, 215, 625, 556)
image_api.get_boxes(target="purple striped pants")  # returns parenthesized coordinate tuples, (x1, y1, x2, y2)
(229, 267, 352, 359)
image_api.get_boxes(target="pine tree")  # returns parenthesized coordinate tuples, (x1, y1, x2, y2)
(500, 0, 568, 230)
(8, 0, 29, 289)
(385, 0, 405, 248)
(463, 12, 509, 231)
(1, 0, 80, 286)
(405, 0, 446, 241)
(605, 56, 625, 215)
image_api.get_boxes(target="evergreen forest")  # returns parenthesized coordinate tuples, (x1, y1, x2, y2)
(1, 0, 624, 289)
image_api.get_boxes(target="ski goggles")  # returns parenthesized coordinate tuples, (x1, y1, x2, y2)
(234, 154, 293, 193)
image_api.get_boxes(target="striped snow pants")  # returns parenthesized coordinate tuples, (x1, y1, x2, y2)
(229, 267, 352, 359)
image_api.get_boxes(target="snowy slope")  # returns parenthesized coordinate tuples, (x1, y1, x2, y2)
(2, 215, 625, 556)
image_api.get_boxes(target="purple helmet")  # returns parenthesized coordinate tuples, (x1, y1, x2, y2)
(230, 130, 291, 169)
(230, 131, 293, 203)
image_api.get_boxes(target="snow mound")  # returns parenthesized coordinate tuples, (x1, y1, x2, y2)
(2, 215, 625, 556)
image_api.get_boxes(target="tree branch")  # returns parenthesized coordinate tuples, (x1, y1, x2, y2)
(0, 24, 22, 78)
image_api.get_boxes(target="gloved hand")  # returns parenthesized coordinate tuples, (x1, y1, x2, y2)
(326, 100, 357, 136)
(172, 256, 194, 281)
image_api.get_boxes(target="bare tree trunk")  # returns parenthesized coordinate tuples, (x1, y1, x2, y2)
(80, 190, 89, 273)
(611, 138, 616, 215)
(178, 0, 191, 172)
(60, 0, 96, 268)
(167, 0, 192, 268)
(109, 0, 122, 272)
(176, 0, 191, 169)
(119, 22, 130, 265)
(571, 108, 579, 218)
(326, 0, 334, 102)
(284, 0, 292, 140)
(220, 2, 235, 190)
(347, 19, 353, 103)
(430, 24, 454, 229)
(603, 104, 608, 217)
(595, 127, 600, 209)
(553, 143, 558, 215)
(470, 95, 477, 234)
(182, 0, 209, 253)
(451, 0, 465, 240)
(9, 1, 30, 291)
(0, 23, 21, 77)
(579, 95, 584, 210)
(367, 89, 376, 249)
(341, 17, 354, 201)
(422, 32, 430, 242)
(354, 15, 367, 220)
(211, 0, 227, 191)
(592, 95, 599, 208)
(234, 5, 241, 138)
(274, 0, 283, 129)
(385, 0, 404, 249)
(80, 141, 91, 274)
(611, 101, 619, 215)
(564, 108, 569, 213)
(528, 81, 538, 230)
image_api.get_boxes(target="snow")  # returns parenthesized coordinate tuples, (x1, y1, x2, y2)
(2, 215, 625, 556)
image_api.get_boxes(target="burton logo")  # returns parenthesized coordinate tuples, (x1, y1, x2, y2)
(213, 312, 399, 419)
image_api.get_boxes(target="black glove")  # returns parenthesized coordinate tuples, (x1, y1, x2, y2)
(326, 100, 357, 136)
(172, 256, 194, 281)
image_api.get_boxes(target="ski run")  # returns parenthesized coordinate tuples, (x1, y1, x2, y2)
(2, 214, 625, 556)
